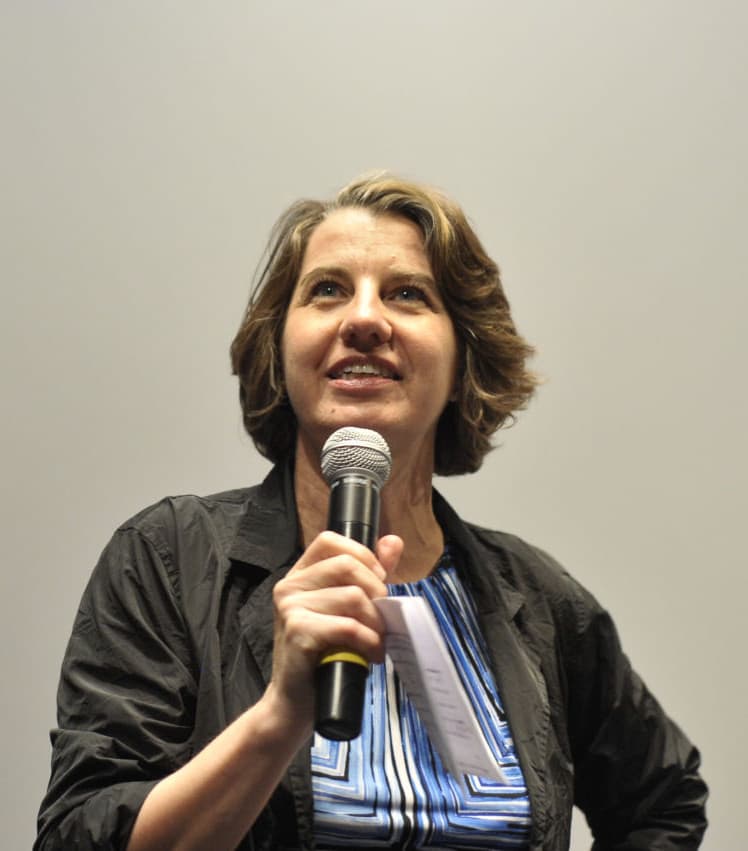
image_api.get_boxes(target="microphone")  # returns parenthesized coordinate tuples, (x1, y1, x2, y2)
(314, 426, 392, 741)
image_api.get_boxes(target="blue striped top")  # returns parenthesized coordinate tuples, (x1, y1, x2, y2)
(311, 552, 532, 849)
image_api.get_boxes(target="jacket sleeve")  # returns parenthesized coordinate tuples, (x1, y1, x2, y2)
(35, 524, 197, 851)
(567, 593, 708, 850)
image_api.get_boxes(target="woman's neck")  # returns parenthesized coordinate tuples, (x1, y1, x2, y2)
(293, 438, 444, 584)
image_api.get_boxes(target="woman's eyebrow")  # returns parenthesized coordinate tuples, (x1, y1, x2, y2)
(386, 271, 438, 288)
(297, 265, 349, 288)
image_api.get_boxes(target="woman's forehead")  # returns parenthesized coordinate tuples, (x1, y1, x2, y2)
(300, 207, 430, 275)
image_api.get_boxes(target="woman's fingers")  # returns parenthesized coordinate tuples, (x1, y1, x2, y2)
(272, 534, 388, 671)
(270, 530, 406, 715)
(277, 592, 387, 663)
(274, 575, 387, 660)
(292, 531, 388, 581)
(280, 557, 385, 604)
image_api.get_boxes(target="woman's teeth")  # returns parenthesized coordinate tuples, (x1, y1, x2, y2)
(337, 364, 394, 378)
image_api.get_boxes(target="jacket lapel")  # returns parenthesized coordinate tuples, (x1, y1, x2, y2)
(434, 492, 552, 848)
(229, 462, 302, 683)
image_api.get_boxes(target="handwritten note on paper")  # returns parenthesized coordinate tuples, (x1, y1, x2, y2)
(374, 595, 505, 787)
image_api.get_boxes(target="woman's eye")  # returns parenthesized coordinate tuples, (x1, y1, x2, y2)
(310, 280, 343, 299)
(391, 285, 426, 303)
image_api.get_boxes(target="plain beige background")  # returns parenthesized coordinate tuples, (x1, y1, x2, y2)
(2, 3, 745, 848)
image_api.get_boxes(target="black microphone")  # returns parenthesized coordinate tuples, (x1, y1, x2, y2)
(314, 426, 392, 741)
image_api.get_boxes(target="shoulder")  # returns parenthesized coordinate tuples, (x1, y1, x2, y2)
(470, 524, 575, 587)
(83, 485, 262, 604)
(461, 520, 608, 638)
(434, 489, 603, 628)
(117, 486, 259, 549)
(435, 489, 574, 592)
(112, 461, 291, 557)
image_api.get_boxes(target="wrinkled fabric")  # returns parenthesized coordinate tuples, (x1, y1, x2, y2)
(36, 461, 707, 850)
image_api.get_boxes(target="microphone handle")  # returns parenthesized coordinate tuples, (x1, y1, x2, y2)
(330, 519, 376, 548)
(326, 475, 379, 549)
(314, 475, 380, 740)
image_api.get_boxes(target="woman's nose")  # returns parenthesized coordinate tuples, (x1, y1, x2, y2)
(339, 288, 392, 349)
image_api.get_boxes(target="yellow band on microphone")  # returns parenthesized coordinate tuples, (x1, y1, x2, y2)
(320, 650, 369, 668)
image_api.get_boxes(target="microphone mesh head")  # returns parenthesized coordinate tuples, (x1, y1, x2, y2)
(321, 427, 392, 489)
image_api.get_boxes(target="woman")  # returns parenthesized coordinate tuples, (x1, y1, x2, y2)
(36, 174, 707, 850)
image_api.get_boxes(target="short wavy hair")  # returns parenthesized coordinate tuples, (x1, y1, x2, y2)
(230, 173, 538, 475)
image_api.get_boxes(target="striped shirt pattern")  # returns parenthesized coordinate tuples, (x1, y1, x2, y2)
(311, 553, 532, 849)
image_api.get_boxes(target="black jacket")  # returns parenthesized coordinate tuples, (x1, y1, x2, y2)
(36, 462, 707, 849)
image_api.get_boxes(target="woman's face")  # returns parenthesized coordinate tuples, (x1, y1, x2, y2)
(281, 207, 458, 468)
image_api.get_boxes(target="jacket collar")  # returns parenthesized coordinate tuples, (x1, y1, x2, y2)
(227, 460, 535, 670)
(227, 460, 529, 625)
(228, 459, 302, 572)
(432, 488, 525, 620)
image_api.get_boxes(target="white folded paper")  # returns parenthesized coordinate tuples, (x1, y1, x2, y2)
(374, 595, 506, 788)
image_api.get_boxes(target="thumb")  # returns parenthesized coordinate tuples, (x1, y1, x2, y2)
(376, 534, 404, 578)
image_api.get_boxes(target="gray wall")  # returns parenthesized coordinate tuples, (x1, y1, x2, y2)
(2, 3, 745, 848)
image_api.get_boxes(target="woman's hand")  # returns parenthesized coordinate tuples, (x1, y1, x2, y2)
(268, 531, 403, 732)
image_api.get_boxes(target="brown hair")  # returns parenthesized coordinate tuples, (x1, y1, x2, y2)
(230, 173, 538, 475)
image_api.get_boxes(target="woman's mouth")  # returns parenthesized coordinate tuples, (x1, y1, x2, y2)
(328, 362, 400, 380)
